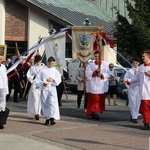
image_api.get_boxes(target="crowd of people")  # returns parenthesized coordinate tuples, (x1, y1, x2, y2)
(0, 53, 62, 129)
(76, 50, 150, 130)
(0, 49, 150, 130)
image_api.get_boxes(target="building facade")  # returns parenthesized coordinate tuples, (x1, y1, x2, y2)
(0, 0, 116, 62)
(91, 0, 131, 19)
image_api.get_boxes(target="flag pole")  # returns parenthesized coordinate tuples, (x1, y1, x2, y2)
(83, 62, 87, 111)
(97, 24, 103, 69)
(23, 37, 43, 98)
(15, 42, 20, 57)
(62, 76, 68, 99)
(15, 42, 26, 88)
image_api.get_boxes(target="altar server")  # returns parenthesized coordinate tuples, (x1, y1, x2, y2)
(36, 56, 61, 125)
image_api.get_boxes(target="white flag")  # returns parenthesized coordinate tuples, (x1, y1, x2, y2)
(44, 32, 66, 75)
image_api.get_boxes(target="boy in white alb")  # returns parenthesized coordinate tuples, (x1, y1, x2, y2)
(124, 58, 141, 123)
(35, 56, 61, 125)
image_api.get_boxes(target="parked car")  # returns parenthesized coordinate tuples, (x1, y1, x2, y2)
(65, 59, 81, 93)
(117, 72, 128, 99)
(114, 67, 126, 78)
(65, 59, 128, 94)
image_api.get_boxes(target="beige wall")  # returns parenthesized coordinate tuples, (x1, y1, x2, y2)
(28, 8, 49, 55)
(0, 0, 5, 45)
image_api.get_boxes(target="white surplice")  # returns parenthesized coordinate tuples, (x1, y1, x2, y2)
(26, 64, 45, 116)
(0, 64, 8, 111)
(124, 67, 141, 119)
(86, 61, 110, 94)
(35, 66, 61, 120)
(129, 64, 150, 100)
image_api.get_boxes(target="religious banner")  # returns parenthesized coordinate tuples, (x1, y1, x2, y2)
(6, 27, 68, 76)
(72, 26, 99, 62)
(44, 32, 66, 75)
(0, 45, 7, 61)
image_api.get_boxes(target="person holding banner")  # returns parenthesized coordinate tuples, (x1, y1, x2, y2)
(76, 62, 88, 111)
(26, 55, 45, 120)
(85, 51, 110, 119)
(0, 53, 9, 129)
(35, 56, 61, 125)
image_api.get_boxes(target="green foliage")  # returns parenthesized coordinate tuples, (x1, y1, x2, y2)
(113, 0, 150, 65)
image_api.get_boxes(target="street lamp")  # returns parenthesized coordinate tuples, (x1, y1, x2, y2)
(83, 18, 91, 26)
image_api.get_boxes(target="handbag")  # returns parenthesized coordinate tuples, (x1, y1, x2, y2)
(109, 76, 117, 86)
(0, 107, 10, 126)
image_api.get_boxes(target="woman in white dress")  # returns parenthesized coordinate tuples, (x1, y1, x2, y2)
(26, 55, 45, 120)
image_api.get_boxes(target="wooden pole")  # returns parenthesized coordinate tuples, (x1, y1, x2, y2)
(23, 80, 28, 98)
(83, 62, 86, 105)
(23, 38, 43, 98)
(15, 42, 20, 57)
(97, 24, 103, 69)
(62, 77, 68, 99)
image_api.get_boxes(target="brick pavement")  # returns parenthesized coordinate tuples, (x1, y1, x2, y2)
(0, 94, 149, 150)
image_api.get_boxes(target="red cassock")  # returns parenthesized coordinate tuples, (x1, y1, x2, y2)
(128, 62, 150, 124)
(139, 100, 150, 123)
(86, 93, 105, 116)
(85, 61, 110, 116)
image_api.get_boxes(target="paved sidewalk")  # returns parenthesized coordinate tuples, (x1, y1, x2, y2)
(1, 94, 150, 150)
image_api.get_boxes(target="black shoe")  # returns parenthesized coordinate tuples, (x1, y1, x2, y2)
(59, 103, 62, 107)
(50, 118, 56, 125)
(6, 95, 10, 102)
(51, 122, 56, 125)
(132, 119, 138, 123)
(19, 94, 23, 98)
(130, 116, 132, 122)
(92, 112, 100, 120)
(6, 97, 9, 102)
(142, 124, 149, 130)
(13, 100, 19, 103)
(0, 126, 4, 129)
(35, 115, 39, 120)
(44, 119, 49, 125)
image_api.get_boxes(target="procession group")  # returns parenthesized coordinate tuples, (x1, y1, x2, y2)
(0, 49, 150, 130)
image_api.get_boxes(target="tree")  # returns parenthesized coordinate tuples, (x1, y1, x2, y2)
(113, 0, 150, 66)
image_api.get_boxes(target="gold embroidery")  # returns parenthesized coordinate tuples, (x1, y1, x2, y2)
(134, 68, 137, 75)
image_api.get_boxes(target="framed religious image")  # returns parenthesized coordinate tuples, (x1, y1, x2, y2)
(0, 45, 7, 61)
